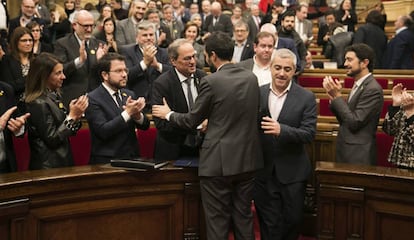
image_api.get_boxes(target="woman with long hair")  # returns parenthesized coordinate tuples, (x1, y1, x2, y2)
(24, 52, 88, 170)
(49, 3, 72, 42)
(94, 17, 119, 52)
(182, 21, 205, 69)
(0, 27, 33, 103)
(26, 21, 53, 56)
(93, 4, 117, 35)
(335, 0, 357, 32)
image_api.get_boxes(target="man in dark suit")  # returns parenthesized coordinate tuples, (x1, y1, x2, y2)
(383, 15, 414, 69)
(254, 48, 317, 240)
(85, 53, 150, 164)
(232, 21, 254, 63)
(152, 39, 207, 160)
(54, 10, 107, 107)
(0, 82, 30, 173)
(152, 32, 263, 240)
(202, 2, 233, 39)
(119, 20, 171, 109)
(144, 8, 172, 48)
(323, 43, 384, 165)
(247, 5, 262, 42)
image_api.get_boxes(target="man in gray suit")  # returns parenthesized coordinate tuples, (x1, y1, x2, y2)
(254, 48, 317, 240)
(323, 43, 384, 165)
(116, 0, 147, 46)
(152, 32, 263, 240)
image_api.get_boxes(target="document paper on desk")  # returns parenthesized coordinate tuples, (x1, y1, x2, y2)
(110, 158, 169, 169)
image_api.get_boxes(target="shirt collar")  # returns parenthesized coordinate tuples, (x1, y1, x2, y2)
(396, 26, 407, 35)
(269, 80, 292, 97)
(175, 68, 193, 83)
(354, 72, 372, 88)
(102, 82, 118, 96)
(253, 55, 271, 69)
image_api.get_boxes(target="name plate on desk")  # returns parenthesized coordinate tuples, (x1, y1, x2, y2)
(110, 159, 169, 170)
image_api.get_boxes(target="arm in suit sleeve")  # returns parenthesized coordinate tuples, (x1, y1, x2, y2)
(119, 46, 147, 87)
(353, 27, 365, 44)
(53, 40, 78, 77)
(278, 93, 317, 144)
(26, 102, 73, 149)
(330, 86, 383, 133)
(116, 21, 128, 46)
(170, 79, 211, 129)
(85, 95, 149, 140)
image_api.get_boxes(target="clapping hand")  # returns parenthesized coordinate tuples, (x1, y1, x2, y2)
(323, 76, 342, 100)
(69, 95, 89, 120)
(391, 83, 404, 107)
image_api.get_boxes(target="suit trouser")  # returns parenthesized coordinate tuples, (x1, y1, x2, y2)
(254, 176, 306, 240)
(200, 172, 255, 240)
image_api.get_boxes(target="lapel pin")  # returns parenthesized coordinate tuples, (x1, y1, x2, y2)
(0, 90, 3, 96)
(90, 49, 96, 55)
(59, 102, 64, 109)
(122, 92, 127, 97)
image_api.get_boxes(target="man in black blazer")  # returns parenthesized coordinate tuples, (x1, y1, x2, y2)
(254, 48, 317, 240)
(54, 10, 107, 107)
(232, 21, 254, 63)
(85, 53, 150, 164)
(153, 32, 263, 240)
(119, 20, 171, 109)
(152, 39, 207, 160)
(0, 82, 30, 173)
(202, 2, 233, 39)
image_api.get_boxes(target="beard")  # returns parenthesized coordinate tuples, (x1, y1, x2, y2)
(346, 67, 362, 77)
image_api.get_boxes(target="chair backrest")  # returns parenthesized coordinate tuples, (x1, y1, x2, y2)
(393, 78, 414, 90)
(344, 77, 388, 89)
(319, 98, 334, 116)
(376, 131, 395, 168)
(381, 100, 393, 118)
(137, 128, 157, 159)
(298, 76, 324, 88)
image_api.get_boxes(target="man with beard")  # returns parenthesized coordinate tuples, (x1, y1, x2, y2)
(116, 0, 147, 45)
(237, 31, 275, 86)
(323, 43, 383, 165)
(54, 10, 107, 107)
(152, 39, 207, 160)
(85, 53, 150, 164)
(277, 10, 306, 73)
(152, 32, 262, 240)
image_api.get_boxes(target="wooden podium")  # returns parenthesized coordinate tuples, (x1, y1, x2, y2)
(0, 165, 204, 240)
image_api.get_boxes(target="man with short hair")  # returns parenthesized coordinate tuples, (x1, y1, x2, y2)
(277, 10, 307, 73)
(200, 0, 211, 24)
(254, 48, 317, 240)
(152, 39, 207, 160)
(85, 53, 150, 164)
(295, 4, 313, 46)
(247, 5, 262, 42)
(238, 31, 275, 86)
(152, 32, 262, 240)
(119, 20, 171, 108)
(232, 20, 254, 63)
(116, 0, 147, 45)
(323, 43, 384, 165)
(54, 10, 107, 107)
(202, 2, 233, 39)
(144, 8, 172, 48)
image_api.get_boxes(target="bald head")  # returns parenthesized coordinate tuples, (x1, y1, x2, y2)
(73, 10, 95, 40)
(211, 2, 222, 17)
(260, 23, 278, 36)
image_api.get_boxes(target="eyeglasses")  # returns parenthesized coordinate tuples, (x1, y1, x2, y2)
(181, 55, 196, 62)
(19, 39, 33, 43)
(77, 22, 96, 29)
(234, 29, 247, 33)
(109, 68, 129, 74)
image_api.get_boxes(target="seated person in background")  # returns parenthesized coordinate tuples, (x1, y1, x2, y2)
(25, 53, 88, 170)
(383, 83, 414, 169)
(152, 39, 207, 160)
(85, 53, 150, 164)
(0, 82, 30, 173)
(305, 51, 324, 69)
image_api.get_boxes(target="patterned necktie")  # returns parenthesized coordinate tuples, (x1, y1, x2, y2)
(114, 92, 122, 108)
(348, 83, 358, 102)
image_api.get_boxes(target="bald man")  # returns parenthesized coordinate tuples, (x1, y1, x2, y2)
(202, 1, 233, 39)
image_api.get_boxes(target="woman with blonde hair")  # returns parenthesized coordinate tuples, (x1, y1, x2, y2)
(49, 3, 72, 42)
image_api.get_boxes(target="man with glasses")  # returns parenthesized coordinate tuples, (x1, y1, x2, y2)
(85, 53, 150, 164)
(54, 10, 107, 107)
(152, 39, 207, 161)
(232, 20, 254, 63)
(8, 0, 49, 42)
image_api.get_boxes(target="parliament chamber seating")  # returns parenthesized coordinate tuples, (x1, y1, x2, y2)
(393, 78, 414, 90)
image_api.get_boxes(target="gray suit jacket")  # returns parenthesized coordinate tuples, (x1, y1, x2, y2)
(258, 83, 317, 183)
(170, 63, 263, 176)
(330, 74, 384, 165)
(116, 18, 138, 46)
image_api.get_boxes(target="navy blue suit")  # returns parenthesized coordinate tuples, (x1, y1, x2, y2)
(277, 37, 302, 71)
(85, 85, 150, 164)
(119, 44, 171, 105)
(254, 83, 317, 240)
(383, 28, 414, 69)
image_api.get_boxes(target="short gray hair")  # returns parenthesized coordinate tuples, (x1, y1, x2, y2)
(136, 20, 156, 34)
(168, 38, 193, 60)
(273, 48, 297, 69)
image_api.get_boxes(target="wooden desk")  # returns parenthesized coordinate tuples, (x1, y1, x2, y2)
(316, 161, 414, 240)
(0, 165, 203, 240)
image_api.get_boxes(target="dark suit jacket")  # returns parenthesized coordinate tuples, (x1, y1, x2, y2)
(0, 55, 26, 102)
(25, 92, 75, 170)
(119, 44, 171, 104)
(152, 68, 207, 160)
(54, 34, 104, 106)
(170, 63, 263, 176)
(277, 29, 306, 72)
(330, 74, 383, 165)
(0, 82, 17, 173)
(353, 23, 387, 69)
(203, 14, 233, 37)
(383, 28, 414, 69)
(85, 85, 150, 164)
(258, 83, 317, 183)
(239, 40, 255, 62)
(247, 15, 261, 42)
(8, 16, 49, 43)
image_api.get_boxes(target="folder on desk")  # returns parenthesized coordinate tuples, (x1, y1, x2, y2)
(110, 158, 169, 170)
(173, 157, 199, 168)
